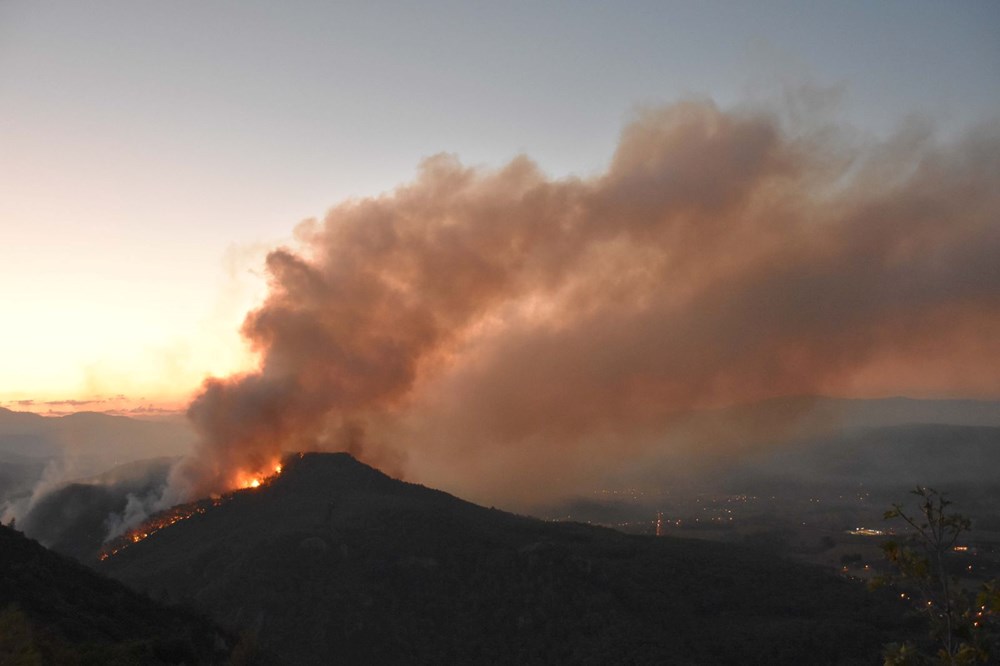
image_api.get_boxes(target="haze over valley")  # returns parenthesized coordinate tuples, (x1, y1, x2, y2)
(2, 2, 999, 663)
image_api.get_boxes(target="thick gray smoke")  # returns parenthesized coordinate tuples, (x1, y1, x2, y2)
(166, 100, 1000, 507)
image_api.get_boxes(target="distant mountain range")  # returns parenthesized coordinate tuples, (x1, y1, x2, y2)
(0, 407, 194, 461)
(99, 452, 917, 665)
(3, 395, 997, 464)
(6, 396, 999, 562)
(710, 395, 1000, 429)
(602, 396, 1000, 492)
(662, 395, 1000, 456)
(0, 407, 192, 516)
(736, 423, 1000, 487)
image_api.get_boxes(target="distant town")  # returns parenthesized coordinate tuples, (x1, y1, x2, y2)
(545, 484, 1000, 590)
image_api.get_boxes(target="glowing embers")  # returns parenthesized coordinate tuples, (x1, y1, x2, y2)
(99, 501, 211, 561)
(99, 460, 287, 561)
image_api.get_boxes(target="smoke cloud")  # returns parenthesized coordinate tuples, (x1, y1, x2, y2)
(170, 100, 1000, 506)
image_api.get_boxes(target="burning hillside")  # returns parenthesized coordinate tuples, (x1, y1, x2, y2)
(99, 458, 286, 561)
(98, 452, 916, 665)
(99, 500, 214, 562)
(234, 460, 283, 491)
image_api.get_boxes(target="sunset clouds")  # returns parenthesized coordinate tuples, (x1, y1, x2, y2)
(171, 101, 1000, 504)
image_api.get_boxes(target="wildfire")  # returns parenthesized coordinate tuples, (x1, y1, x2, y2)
(236, 460, 284, 490)
(99, 457, 287, 561)
(99, 502, 210, 561)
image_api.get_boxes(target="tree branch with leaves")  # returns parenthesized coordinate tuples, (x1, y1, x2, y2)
(876, 486, 999, 665)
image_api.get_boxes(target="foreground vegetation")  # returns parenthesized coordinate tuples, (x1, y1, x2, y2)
(878, 487, 1000, 665)
(0, 524, 237, 665)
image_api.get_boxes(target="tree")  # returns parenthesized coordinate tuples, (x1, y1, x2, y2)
(877, 486, 999, 665)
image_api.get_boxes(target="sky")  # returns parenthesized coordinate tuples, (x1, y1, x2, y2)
(1, 1, 999, 416)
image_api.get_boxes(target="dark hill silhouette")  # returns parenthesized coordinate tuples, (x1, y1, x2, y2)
(100, 452, 917, 665)
(0, 523, 235, 664)
(17, 456, 175, 563)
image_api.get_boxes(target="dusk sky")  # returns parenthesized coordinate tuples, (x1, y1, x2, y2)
(2, 1, 999, 415)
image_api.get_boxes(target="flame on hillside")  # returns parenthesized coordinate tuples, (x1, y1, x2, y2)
(99, 460, 285, 561)
(235, 461, 283, 491)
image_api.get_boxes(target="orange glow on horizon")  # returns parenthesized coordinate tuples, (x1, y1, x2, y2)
(0, 392, 193, 418)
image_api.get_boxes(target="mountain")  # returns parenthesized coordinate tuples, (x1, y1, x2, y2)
(737, 423, 1000, 487)
(539, 421, 1000, 542)
(0, 407, 193, 532)
(688, 396, 1000, 431)
(0, 523, 237, 664)
(0, 407, 193, 463)
(603, 396, 1000, 494)
(100, 452, 917, 665)
(16, 457, 175, 563)
(0, 453, 46, 507)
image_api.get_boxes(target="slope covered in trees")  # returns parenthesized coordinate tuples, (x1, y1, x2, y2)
(0, 524, 234, 665)
(101, 453, 918, 664)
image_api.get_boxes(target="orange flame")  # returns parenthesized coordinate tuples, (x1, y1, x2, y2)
(99, 503, 209, 560)
(99, 458, 287, 561)
(234, 458, 284, 491)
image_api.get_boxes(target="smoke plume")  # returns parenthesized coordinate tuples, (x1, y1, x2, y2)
(170, 100, 1000, 506)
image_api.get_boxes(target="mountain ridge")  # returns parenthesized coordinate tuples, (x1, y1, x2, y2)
(100, 452, 917, 665)
(0, 523, 236, 664)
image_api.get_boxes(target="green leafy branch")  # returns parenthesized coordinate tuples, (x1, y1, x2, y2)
(877, 486, 998, 665)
